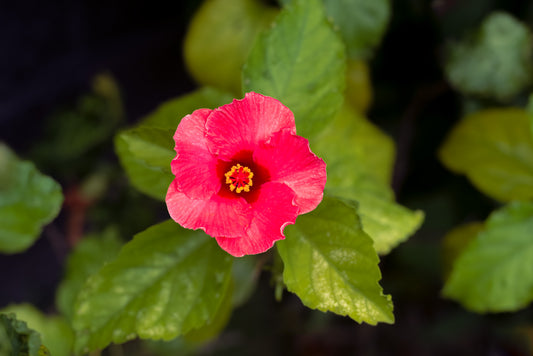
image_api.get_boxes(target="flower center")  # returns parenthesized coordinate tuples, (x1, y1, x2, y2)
(225, 164, 254, 193)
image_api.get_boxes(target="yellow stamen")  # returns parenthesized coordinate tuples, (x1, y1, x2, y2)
(225, 164, 254, 193)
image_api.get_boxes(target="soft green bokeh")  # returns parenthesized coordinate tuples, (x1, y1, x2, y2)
(242, 0, 346, 139)
(1, 304, 73, 356)
(72, 220, 233, 353)
(439, 108, 533, 202)
(443, 201, 533, 312)
(323, 0, 391, 59)
(31, 73, 123, 167)
(0, 144, 63, 253)
(312, 104, 424, 254)
(277, 196, 394, 325)
(55, 228, 123, 322)
(0, 312, 45, 356)
(444, 11, 533, 101)
(114, 87, 233, 200)
(184, 0, 278, 95)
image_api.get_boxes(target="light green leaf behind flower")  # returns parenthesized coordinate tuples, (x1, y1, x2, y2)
(243, 0, 346, 139)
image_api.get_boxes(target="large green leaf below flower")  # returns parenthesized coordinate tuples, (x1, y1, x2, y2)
(312, 105, 424, 254)
(277, 196, 394, 324)
(439, 108, 533, 202)
(242, 0, 346, 139)
(114, 87, 234, 200)
(72, 220, 233, 354)
(0, 143, 63, 253)
(443, 201, 533, 312)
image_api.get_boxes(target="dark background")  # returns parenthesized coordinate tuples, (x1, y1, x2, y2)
(1, 0, 533, 355)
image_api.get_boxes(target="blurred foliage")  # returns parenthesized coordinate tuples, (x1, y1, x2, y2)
(444, 12, 533, 102)
(443, 202, 533, 312)
(0, 143, 63, 253)
(439, 108, 533, 202)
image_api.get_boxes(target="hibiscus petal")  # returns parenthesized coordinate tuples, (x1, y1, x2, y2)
(171, 108, 220, 199)
(216, 182, 298, 257)
(205, 92, 296, 159)
(253, 129, 326, 214)
(166, 180, 252, 238)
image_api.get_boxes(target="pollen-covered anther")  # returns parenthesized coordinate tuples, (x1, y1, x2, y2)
(225, 164, 254, 193)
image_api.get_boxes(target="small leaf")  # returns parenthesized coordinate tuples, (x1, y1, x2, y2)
(444, 11, 533, 101)
(312, 105, 423, 254)
(323, 0, 391, 59)
(0, 144, 63, 253)
(443, 201, 533, 312)
(73, 220, 233, 353)
(242, 0, 346, 138)
(277, 196, 394, 325)
(439, 108, 533, 202)
(1, 304, 74, 356)
(114, 87, 234, 200)
(56, 228, 123, 322)
(0, 312, 44, 356)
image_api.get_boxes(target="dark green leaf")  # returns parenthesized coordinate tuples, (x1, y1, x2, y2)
(242, 0, 346, 138)
(114, 87, 234, 200)
(439, 108, 533, 202)
(0, 144, 63, 253)
(277, 196, 394, 325)
(444, 11, 533, 101)
(1, 304, 73, 356)
(73, 220, 233, 353)
(443, 201, 533, 312)
(0, 312, 44, 356)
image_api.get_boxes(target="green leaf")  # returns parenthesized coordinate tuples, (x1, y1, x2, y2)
(312, 105, 424, 254)
(0, 312, 44, 356)
(323, 0, 391, 59)
(443, 201, 533, 312)
(277, 196, 394, 325)
(73, 220, 233, 353)
(439, 108, 533, 202)
(444, 11, 533, 101)
(0, 144, 63, 254)
(242, 0, 346, 139)
(56, 228, 123, 322)
(114, 87, 234, 200)
(1, 304, 73, 356)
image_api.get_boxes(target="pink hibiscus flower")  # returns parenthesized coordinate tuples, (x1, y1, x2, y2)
(166, 92, 326, 257)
